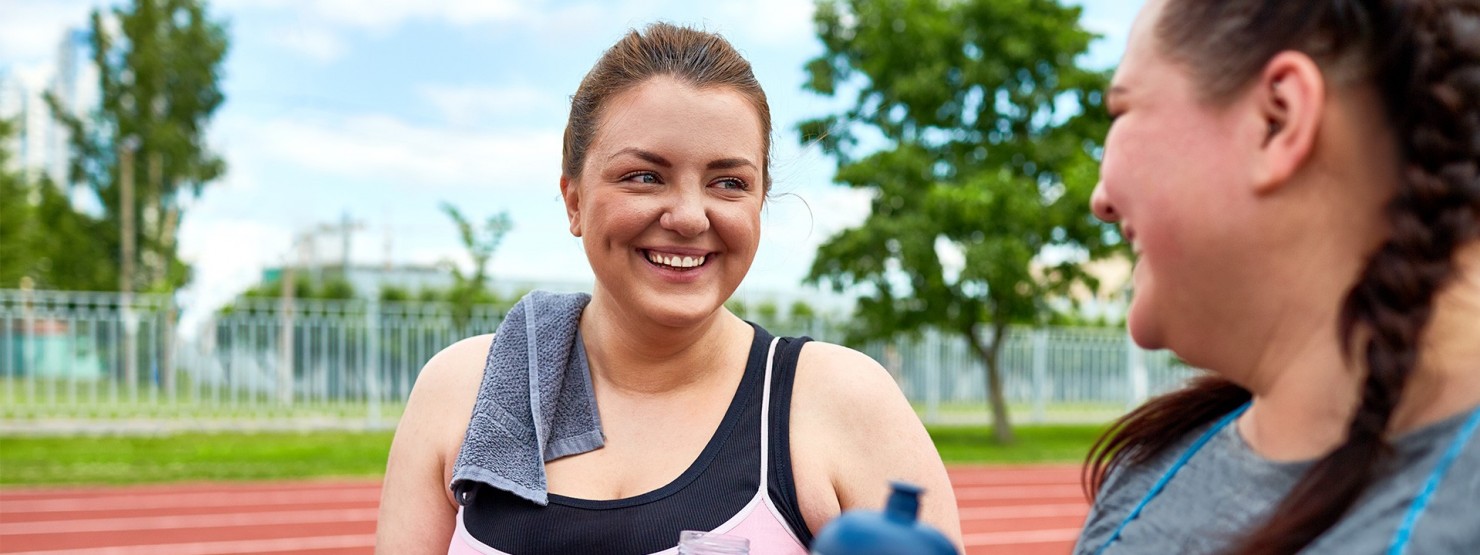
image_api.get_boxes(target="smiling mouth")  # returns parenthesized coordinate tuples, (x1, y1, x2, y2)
(642, 249, 710, 270)
(1123, 227, 1140, 254)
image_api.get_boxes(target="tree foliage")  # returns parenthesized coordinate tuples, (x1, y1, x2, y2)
(0, 118, 116, 291)
(45, 0, 228, 293)
(802, 0, 1119, 442)
(440, 202, 512, 329)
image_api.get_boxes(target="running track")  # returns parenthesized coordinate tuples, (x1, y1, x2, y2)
(0, 465, 1088, 554)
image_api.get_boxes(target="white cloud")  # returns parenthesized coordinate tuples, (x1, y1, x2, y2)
(266, 25, 348, 63)
(715, 0, 816, 46)
(224, 112, 562, 188)
(418, 84, 562, 126)
(217, 0, 531, 32)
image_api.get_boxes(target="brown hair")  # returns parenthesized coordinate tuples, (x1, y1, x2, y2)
(1086, 1, 1480, 553)
(561, 22, 773, 191)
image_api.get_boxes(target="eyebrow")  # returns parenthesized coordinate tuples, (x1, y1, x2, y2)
(706, 157, 758, 171)
(1106, 85, 1128, 101)
(609, 148, 758, 172)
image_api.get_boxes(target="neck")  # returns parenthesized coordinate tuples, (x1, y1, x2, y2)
(1236, 307, 1359, 461)
(1235, 242, 1480, 461)
(579, 292, 749, 396)
(1390, 241, 1480, 433)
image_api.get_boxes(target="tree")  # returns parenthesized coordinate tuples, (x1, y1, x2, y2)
(0, 118, 116, 291)
(45, 0, 229, 293)
(440, 202, 512, 330)
(802, 0, 1119, 443)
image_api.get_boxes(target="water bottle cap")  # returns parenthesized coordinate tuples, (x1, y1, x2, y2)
(885, 481, 923, 524)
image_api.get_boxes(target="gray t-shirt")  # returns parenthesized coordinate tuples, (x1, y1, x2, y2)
(1074, 407, 1480, 554)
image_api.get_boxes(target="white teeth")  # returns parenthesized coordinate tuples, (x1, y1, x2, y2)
(645, 251, 707, 269)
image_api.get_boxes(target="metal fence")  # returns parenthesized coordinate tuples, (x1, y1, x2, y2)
(0, 288, 1196, 433)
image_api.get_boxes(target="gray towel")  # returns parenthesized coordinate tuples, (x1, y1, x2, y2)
(449, 290, 604, 506)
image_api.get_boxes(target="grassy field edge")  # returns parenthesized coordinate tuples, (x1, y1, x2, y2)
(0, 424, 1107, 486)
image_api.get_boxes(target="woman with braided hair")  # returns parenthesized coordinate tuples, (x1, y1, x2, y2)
(1075, 0, 1480, 553)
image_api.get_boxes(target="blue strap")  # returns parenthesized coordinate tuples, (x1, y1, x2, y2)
(1387, 406, 1480, 555)
(1093, 402, 1251, 555)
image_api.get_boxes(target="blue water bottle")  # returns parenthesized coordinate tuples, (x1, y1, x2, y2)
(810, 481, 959, 555)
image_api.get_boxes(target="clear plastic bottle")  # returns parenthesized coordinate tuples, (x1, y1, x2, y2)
(677, 530, 750, 554)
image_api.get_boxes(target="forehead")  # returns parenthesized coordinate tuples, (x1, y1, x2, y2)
(1113, 0, 1169, 88)
(589, 77, 765, 159)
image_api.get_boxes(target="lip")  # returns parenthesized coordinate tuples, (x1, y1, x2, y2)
(638, 246, 714, 257)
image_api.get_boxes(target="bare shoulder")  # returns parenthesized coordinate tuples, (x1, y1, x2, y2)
(377, 334, 494, 554)
(789, 341, 962, 546)
(410, 334, 495, 407)
(393, 334, 495, 493)
(794, 341, 907, 417)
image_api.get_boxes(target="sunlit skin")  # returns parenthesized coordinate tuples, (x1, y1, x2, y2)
(1092, 0, 1480, 462)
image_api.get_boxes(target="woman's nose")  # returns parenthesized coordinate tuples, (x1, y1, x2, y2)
(660, 189, 710, 237)
(1090, 180, 1119, 223)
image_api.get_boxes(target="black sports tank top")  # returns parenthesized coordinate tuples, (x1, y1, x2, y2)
(453, 324, 814, 554)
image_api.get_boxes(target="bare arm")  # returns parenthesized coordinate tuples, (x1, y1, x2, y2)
(793, 342, 964, 550)
(375, 335, 491, 555)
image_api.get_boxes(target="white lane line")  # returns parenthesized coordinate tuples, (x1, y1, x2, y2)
(0, 508, 378, 535)
(959, 503, 1088, 520)
(952, 485, 1085, 499)
(963, 527, 1083, 546)
(3, 533, 376, 555)
(1, 488, 381, 513)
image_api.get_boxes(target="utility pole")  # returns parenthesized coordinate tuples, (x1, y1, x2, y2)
(314, 214, 364, 277)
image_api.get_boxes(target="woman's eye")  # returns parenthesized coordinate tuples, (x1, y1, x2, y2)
(713, 177, 749, 191)
(621, 171, 661, 184)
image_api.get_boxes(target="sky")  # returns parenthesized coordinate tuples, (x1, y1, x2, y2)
(0, 0, 1146, 317)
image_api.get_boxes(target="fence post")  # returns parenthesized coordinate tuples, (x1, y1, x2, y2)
(163, 294, 177, 404)
(21, 284, 36, 406)
(1126, 331, 1148, 408)
(1032, 328, 1049, 423)
(277, 285, 295, 406)
(924, 331, 940, 425)
(366, 298, 382, 427)
(122, 294, 140, 403)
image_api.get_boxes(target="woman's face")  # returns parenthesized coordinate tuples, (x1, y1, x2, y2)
(1090, 0, 1264, 351)
(564, 77, 766, 328)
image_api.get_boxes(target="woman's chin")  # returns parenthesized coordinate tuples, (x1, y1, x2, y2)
(1126, 303, 1167, 351)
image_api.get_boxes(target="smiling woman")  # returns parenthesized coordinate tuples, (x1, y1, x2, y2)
(1078, 0, 1480, 553)
(374, 22, 961, 555)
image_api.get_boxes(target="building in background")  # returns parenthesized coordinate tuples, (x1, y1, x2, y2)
(0, 27, 92, 184)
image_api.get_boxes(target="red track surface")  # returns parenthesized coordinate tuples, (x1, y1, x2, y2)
(0, 465, 1088, 554)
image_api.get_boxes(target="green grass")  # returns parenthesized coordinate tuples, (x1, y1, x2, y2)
(0, 431, 395, 486)
(0, 423, 1109, 486)
(928, 423, 1109, 464)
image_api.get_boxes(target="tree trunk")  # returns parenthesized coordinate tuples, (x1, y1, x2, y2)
(966, 320, 1015, 444)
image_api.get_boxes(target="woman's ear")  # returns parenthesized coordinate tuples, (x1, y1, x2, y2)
(560, 175, 582, 237)
(1249, 50, 1325, 194)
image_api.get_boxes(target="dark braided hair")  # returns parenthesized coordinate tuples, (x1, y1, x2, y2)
(1085, 1, 1480, 553)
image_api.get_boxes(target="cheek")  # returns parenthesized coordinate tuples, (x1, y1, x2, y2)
(716, 203, 763, 249)
(585, 195, 657, 237)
